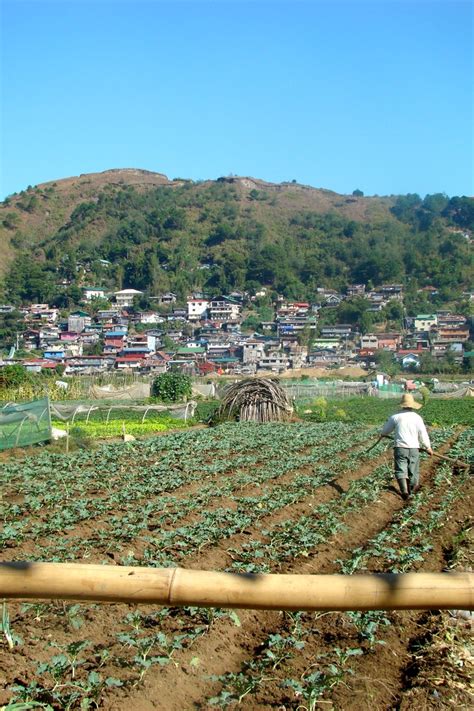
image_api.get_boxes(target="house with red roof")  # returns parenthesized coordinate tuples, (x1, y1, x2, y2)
(115, 355, 145, 369)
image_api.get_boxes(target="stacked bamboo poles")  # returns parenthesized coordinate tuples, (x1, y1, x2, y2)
(216, 378, 293, 423)
(0, 563, 473, 610)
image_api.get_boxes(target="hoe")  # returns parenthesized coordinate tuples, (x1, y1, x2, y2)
(367, 434, 472, 475)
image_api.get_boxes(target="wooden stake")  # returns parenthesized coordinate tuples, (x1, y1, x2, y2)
(0, 563, 472, 611)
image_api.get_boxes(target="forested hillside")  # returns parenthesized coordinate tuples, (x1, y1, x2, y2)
(0, 169, 472, 306)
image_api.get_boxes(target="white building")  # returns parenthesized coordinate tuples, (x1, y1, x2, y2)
(68, 311, 92, 333)
(414, 314, 438, 331)
(360, 334, 379, 349)
(242, 340, 266, 364)
(82, 287, 107, 301)
(139, 312, 165, 325)
(29, 305, 59, 323)
(208, 298, 241, 322)
(257, 350, 288, 372)
(187, 298, 209, 321)
(114, 289, 143, 307)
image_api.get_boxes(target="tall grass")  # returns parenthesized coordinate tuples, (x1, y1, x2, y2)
(0, 379, 84, 403)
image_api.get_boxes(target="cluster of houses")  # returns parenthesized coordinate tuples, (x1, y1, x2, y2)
(357, 312, 471, 370)
(0, 284, 472, 376)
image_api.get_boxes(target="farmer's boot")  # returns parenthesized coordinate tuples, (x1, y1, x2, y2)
(409, 472, 420, 494)
(398, 478, 410, 501)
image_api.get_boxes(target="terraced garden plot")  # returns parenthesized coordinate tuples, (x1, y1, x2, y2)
(0, 421, 473, 710)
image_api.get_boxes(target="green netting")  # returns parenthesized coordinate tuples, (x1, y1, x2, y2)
(282, 381, 369, 400)
(378, 383, 405, 393)
(0, 397, 51, 451)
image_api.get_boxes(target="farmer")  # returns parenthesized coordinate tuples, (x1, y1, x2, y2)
(380, 393, 433, 500)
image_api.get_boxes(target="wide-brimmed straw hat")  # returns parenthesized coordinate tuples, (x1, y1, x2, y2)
(399, 393, 422, 410)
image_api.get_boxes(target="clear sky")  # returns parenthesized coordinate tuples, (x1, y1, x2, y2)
(1, 0, 472, 199)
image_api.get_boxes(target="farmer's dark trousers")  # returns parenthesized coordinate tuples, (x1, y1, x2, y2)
(394, 447, 420, 490)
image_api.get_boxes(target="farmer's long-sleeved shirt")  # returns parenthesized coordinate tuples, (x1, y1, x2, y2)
(380, 410, 431, 450)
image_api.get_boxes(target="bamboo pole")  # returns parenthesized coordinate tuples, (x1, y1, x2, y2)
(0, 563, 472, 610)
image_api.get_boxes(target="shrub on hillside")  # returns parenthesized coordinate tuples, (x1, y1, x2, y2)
(151, 372, 192, 403)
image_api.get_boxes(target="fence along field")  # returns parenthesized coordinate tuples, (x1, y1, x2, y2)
(0, 415, 473, 709)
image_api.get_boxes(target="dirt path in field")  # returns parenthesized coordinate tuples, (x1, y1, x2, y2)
(327, 492, 474, 711)
(111, 435, 472, 711)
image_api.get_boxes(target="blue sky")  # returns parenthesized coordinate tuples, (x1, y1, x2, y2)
(1, 0, 472, 199)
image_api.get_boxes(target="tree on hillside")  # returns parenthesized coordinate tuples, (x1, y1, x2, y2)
(390, 194, 422, 223)
(422, 193, 449, 215)
(51, 285, 83, 308)
(297, 324, 314, 348)
(374, 350, 400, 376)
(442, 196, 474, 230)
(151, 372, 192, 402)
(336, 297, 370, 325)
(0, 310, 26, 349)
(383, 300, 404, 325)
(352, 247, 404, 285)
(5, 255, 54, 303)
(83, 342, 103, 356)
(359, 311, 374, 335)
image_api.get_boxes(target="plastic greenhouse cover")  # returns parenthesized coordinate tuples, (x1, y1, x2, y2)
(0, 397, 51, 451)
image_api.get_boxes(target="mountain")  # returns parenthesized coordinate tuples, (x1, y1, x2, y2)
(0, 170, 173, 268)
(0, 169, 472, 305)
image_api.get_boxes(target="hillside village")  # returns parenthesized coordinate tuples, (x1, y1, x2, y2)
(1, 172, 472, 384)
(1, 281, 472, 377)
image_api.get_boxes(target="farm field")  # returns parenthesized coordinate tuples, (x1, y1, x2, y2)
(51, 411, 192, 440)
(0, 418, 473, 710)
(299, 396, 474, 427)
